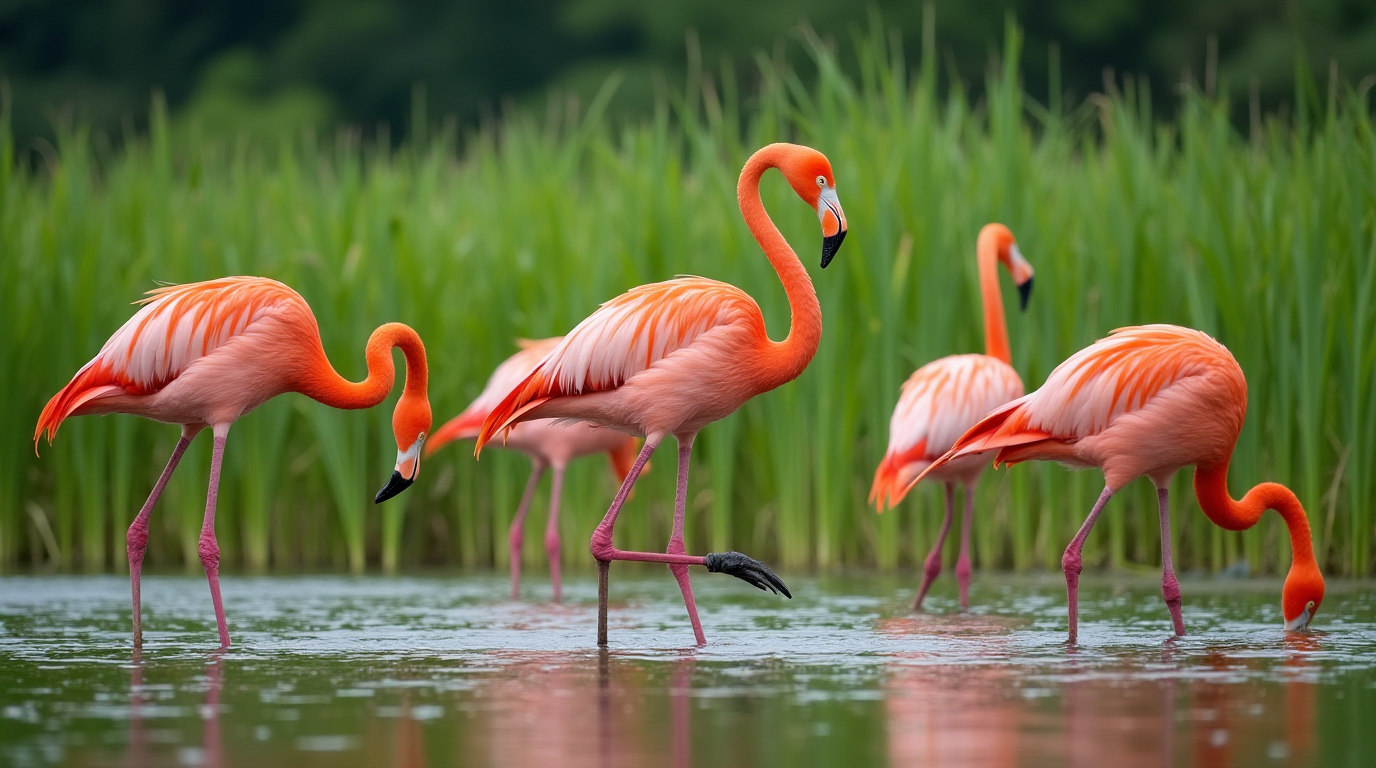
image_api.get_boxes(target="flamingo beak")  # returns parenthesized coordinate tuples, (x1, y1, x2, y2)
(375, 471, 412, 504)
(376, 437, 423, 504)
(818, 188, 847, 269)
(1018, 276, 1034, 312)
(1010, 243, 1034, 311)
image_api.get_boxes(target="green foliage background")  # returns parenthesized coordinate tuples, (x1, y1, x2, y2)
(2, 22, 1374, 577)
(3, 1, 1375, 146)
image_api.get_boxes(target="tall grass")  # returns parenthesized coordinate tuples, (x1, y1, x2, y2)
(2, 18, 1373, 577)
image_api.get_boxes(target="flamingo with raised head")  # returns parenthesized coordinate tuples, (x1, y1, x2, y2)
(477, 142, 848, 646)
(35, 276, 432, 649)
(869, 223, 1034, 610)
(425, 337, 640, 601)
(910, 324, 1325, 641)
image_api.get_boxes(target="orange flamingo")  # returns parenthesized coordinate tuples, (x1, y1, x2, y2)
(477, 142, 848, 645)
(425, 337, 639, 602)
(34, 276, 432, 649)
(911, 324, 1325, 641)
(869, 223, 1034, 610)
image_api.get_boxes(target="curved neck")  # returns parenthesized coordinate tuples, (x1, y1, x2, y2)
(297, 323, 428, 410)
(1194, 460, 1316, 568)
(737, 146, 822, 383)
(977, 231, 1011, 365)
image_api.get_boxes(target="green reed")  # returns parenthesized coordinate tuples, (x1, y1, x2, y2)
(2, 17, 1373, 577)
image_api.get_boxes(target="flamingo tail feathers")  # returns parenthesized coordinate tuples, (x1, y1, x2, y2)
(33, 372, 125, 452)
(907, 402, 1052, 492)
(425, 407, 487, 458)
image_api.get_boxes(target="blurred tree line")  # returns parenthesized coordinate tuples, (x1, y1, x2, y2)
(1, 0, 1373, 145)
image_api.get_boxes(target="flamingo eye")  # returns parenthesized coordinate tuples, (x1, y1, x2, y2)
(816, 175, 827, 188)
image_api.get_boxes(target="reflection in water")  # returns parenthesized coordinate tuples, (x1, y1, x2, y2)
(881, 620, 1322, 768)
(129, 649, 224, 768)
(881, 616, 1022, 766)
(1, 575, 1368, 768)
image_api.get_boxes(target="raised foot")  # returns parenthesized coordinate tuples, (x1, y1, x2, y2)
(704, 552, 791, 598)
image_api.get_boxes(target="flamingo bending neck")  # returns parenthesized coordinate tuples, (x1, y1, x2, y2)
(1194, 459, 1323, 616)
(296, 323, 429, 411)
(737, 145, 823, 386)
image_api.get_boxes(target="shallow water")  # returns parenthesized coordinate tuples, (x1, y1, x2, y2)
(0, 570, 1372, 767)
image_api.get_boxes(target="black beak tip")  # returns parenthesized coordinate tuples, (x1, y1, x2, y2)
(1018, 276, 1034, 312)
(821, 229, 847, 269)
(374, 470, 413, 504)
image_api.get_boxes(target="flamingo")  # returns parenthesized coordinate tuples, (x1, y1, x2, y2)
(424, 337, 640, 601)
(869, 223, 1035, 610)
(476, 142, 848, 646)
(34, 276, 432, 649)
(909, 324, 1325, 641)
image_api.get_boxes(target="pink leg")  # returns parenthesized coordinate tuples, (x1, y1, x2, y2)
(667, 433, 706, 645)
(590, 434, 789, 647)
(592, 436, 661, 646)
(1157, 485, 1186, 637)
(128, 429, 197, 648)
(1063, 487, 1115, 644)
(199, 430, 231, 649)
(955, 481, 976, 610)
(913, 483, 955, 611)
(545, 463, 566, 603)
(508, 462, 547, 601)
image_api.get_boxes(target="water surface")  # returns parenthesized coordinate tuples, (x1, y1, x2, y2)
(1, 571, 1372, 767)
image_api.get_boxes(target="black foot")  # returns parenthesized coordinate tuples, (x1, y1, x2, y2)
(704, 552, 792, 598)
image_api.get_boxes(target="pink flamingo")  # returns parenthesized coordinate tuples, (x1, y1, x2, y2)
(35, 276, 432, 648)
(869, 223, 1034, 610)
(425, 337, 640, 602)
(911, 324, 1325, 641)
(477, 143, 848, 645)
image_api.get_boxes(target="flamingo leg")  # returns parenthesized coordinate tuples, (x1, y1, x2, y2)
(1157, 486, 1186, 637)
(592, 436, 661, 646)
(128, 429, 197, 648)
(913, 483, 956, 611)
(955, 480, 977, 610)
(668, 433, 706, 645)
(590, 433, 789, 646)
(1063, 487, 1115, 644)
(199, 430, 231, 649)
(508, 461, 547, 601)
(545, 463, 566, 603)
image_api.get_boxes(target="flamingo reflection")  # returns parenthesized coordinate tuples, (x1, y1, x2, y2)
(128, 650, 224, 768)
(462, 652, 691, 768)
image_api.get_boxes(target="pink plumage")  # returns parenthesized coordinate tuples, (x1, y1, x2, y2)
(427, 337, 640, 602)
(870, 223, 1035, 611)
(914, 324, 1324, 642)
(34, 276, 432, 649)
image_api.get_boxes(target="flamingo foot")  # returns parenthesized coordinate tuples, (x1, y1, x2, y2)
(703, 552, 791, 597)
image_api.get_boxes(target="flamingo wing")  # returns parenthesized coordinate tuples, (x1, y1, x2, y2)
(476, 277, 761, 449)
(428, 337, 563, 452)
(870, 354, 1024, 510)
(915, 325, 1234, 483)
(34, 277, 305, 447)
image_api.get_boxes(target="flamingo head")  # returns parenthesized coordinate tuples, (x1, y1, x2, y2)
(779, 146, 848, 268)
(979, 223, 1036, 311)
(376, 392, 433, 504)
(1281, 562, 1325, 631)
